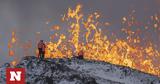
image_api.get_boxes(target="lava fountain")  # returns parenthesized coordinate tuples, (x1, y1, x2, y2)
(9, 4, 160, 76)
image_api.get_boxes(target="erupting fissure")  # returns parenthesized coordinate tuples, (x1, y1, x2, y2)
(9, 4, 160, 76)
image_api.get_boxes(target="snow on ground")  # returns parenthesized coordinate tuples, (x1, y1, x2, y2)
(0, 56, 160, 84)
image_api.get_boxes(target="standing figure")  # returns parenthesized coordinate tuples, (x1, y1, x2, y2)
(38, 40, 46, 60)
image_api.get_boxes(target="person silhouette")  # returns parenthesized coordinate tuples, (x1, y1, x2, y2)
(38, 40, 46, 60)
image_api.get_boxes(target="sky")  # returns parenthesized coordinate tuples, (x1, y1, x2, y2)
(0, 0, 159, 65)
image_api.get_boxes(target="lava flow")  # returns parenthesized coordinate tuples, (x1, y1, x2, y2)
(9, 4, 160, 76)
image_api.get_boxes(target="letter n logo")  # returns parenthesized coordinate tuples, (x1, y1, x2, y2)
(6, 68, 25, 84)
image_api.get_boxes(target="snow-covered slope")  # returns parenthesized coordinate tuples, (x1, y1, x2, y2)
(0, 56, 160, 84)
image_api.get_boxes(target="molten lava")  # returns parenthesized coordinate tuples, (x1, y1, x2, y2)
(8, 31, 16, 56)
(44, 4, 160, 76)
(8, 4, 160, 76)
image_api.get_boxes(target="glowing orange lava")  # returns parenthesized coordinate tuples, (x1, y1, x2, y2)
(8, 4, 160, 76)
(44, 4, 160, 76)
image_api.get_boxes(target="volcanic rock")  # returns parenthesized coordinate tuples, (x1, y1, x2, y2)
(0, 56, 160, 84)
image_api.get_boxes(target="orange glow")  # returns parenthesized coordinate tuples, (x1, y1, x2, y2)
(51, 25, 61, 30)
(11, 32, 16, 44)
(8, 31, 16, 56)
(11, 60, 17, 66)
(9, 50, 14, 56)
(6, 4, 159, 77)
(43, 4, 160, 76)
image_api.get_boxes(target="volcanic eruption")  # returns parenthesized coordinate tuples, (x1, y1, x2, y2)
(7, 4, 160, 77)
